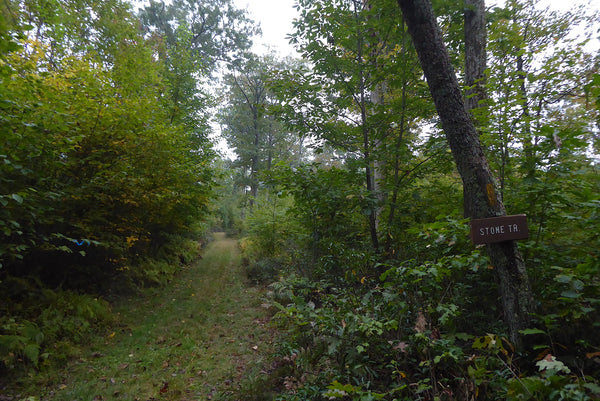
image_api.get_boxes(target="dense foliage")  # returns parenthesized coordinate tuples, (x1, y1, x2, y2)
(227, 0, 600, 400)
(0, 0, 252, 374)
(2, 0, 600, 399)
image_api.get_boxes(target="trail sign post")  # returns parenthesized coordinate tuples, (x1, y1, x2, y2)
(470, 214, 529, 245)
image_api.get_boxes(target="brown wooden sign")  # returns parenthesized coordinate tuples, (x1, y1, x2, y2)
(470, 214, 529, 245)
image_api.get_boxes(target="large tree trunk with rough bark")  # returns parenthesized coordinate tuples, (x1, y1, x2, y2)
(396, 0, 534, 345)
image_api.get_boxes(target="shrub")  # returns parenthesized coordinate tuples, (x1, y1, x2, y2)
(246, 257, 285, 285)
(0, 286, 113, 371)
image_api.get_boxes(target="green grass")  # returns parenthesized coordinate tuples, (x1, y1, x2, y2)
(9, 233, 275, 401)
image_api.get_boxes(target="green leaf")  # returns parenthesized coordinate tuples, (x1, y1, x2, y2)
(584, 383, 600, 395)
(572, 279, 584, 291)
(454, 332, 473, 341)
(519, 328, 546, 336)
(560, 290, 580, 299)
(554, 274, 571, 284)
(23, 343, 40, 366)
(11, 193, 23, 204)
(472, 334, 498, 350)
(536, 355, 571, 374)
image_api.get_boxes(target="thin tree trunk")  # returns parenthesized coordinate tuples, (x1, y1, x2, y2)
(387, 80, 407, 229)
(517, 51, 535, 178)
(371, 83, 386, 236)
(355, 1, 380, 252)
(361, 100, 380, 252)
(232, 74, 265, 208)
(464, 0, 488, 217)
(386, 16, 410, 254)
(396, 0, 534, 346)
(363, 0, 387, 237)
(464, 0, 487, 113)
(249, 107, 259, 206)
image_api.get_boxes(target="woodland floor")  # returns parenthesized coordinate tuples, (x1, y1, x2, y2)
(3, 232, 275, 401)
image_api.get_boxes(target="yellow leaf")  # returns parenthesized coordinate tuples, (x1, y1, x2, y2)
(486, 183, 496, 207)
(126, 236, 138, 247)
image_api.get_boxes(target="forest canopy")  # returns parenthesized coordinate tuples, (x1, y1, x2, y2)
(2, 0, 600, 399)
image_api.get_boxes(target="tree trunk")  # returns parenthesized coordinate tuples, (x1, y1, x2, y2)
(364, 0, 387, 237)
(516, 50, 535, 179)
(464, 0, 487, 217)
(355, 1, 380, 252)
(396, 0, 534, 346)
(249, 106, 259, 207)
(371, 83, 386, 236)
(386, 79, 408, 254)
(464, 0, 487, 114)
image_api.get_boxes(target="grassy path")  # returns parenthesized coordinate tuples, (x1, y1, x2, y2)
(33, 233, 273, 401)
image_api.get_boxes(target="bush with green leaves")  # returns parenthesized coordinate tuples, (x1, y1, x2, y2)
(0, 3, 213, 287)
(0, 319, 45, 369)
(267, 225, 494, 399)
(0, 0, 216, 379)
(265, 214, 600, 400)
(238, 190, 306, 286)
(242, 193, 297, 262)
(264, 163, 374, 275)
(0, 286, 113, 371)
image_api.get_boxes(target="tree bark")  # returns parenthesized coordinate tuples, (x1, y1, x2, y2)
(464, 0, 487, 217)
(464, 0, 487, 114)
(371, 82, 386, 237)
(396, 0, 534, 345)
(364, 0, 387, 237)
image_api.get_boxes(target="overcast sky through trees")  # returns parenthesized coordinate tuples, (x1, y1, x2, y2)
(232, 0, 599, 57)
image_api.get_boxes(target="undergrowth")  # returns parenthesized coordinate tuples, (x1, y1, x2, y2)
(245, 218, 600, 401)
(0, 236, 204, 381)
(1, 232, 280, 401)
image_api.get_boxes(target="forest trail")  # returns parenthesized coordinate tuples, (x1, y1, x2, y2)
(27, 233, 274, 401)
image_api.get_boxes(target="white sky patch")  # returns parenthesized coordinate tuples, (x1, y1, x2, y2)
(232, 0, 300, 57)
